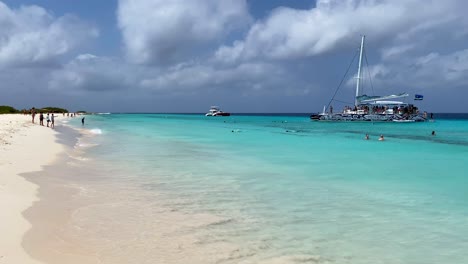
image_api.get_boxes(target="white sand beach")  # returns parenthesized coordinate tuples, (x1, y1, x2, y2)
(0, 114, 64, 264)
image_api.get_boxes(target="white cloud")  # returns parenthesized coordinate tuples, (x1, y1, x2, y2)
(358, 49, 468, 90)
(48, 54, 303, 99)
(48, 54, 134, 93)
(215, 0, 468, 63)
(3, 0, 468, 112)
(117, 0, 251, 65)
(0, 2, 98, 68)
(140, 61, 287, 93)
(381, 44, 415, 60)
(214, 41, 245, 65)
(412, 49, 468, 86)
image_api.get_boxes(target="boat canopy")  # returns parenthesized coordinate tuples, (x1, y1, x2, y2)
(357, 93, 409, 103)
(365, 100, 407, 105)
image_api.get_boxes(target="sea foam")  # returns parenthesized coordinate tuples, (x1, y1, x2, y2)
(88, 128, 103, 135)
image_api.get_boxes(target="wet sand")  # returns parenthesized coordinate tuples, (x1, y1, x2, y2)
(0, 114, 63, 264)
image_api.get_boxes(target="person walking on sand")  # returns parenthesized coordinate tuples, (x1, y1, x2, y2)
(82, 117, 85, 126)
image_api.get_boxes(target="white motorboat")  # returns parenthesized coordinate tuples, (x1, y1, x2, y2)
(205, 106, 230, 116)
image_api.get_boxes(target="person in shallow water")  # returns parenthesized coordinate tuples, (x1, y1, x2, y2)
(379, 135, 385, 141)
(432, 131, 436, 136)
(364, 134, 370, 140)
(82, 117, 85, 126)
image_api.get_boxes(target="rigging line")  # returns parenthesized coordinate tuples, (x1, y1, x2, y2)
(326, 49, 359, 110)
(363, 48, 375, 97)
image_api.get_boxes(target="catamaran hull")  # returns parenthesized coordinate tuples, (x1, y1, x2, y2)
(310, 113, 426, 122)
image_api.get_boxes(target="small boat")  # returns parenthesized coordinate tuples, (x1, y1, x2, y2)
(310, 36, 426, 122)
(205, 106, 230, 116)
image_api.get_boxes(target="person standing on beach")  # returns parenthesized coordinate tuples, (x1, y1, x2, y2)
(46, 113, 50, 127)
(39, 113, 44, 126)
(31, 107, 36, 123)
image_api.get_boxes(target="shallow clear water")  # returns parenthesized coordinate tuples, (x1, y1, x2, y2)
(63, 114, 468, 263)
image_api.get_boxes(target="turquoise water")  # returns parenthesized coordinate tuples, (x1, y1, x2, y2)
(64, 114, 468, 263)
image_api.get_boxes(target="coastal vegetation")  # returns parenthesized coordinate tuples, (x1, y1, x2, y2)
(40, 107, 69, 113)
(0, 105, 69, 114)
(0, 105, 19, 114)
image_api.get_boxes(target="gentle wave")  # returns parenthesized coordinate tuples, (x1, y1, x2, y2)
(67, 155, 89, 161)
(88, 128, 103, 135)
(74, 143, 99, 149)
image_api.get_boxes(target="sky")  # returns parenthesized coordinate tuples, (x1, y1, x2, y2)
(1, 0, 467, 113)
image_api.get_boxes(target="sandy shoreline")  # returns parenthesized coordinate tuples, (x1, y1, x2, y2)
(2, 113, 372, 264)
(0, 113, 251, 264)
(1, 113, 232, 264)
(0, 114, 64, 264)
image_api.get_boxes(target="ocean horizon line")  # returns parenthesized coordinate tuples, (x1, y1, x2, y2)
(86, 112, 468, 119)
(90, 112, 468, 115)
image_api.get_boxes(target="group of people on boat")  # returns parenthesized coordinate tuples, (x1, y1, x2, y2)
(336, 104, 419, 115)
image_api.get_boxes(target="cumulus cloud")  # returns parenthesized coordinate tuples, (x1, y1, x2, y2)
(3, 0, 468, 112)
(140, 61, 289, 93)
(352, 48, 468, 92)
(380, 44, 415, 60)
(402, 49, 468, 87)
(215, 0, 468, 63)
(44, 0, 468, 100)
(48, 54, 135, 93)
(117, 0, 251, 65)
(0, 2, 98, 68)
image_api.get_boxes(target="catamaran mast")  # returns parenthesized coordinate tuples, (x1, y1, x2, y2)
(355, 35, 365, 106)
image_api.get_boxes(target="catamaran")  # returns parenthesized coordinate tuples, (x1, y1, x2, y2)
(310, 36, 426, 122)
